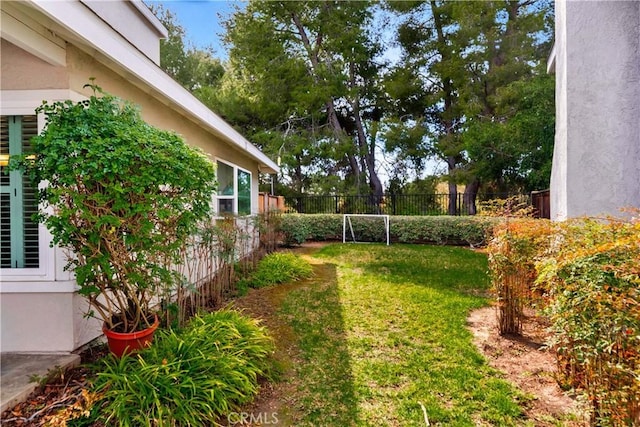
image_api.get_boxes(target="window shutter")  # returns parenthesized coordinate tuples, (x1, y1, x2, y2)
(1, 117, 10, 267)
(0, 115, 40, 269)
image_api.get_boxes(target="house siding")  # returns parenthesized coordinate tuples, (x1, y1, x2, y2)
(0, 39, 68, 90)
(551, 0, 640, 220)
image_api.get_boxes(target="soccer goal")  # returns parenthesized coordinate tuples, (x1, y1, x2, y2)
(342, 214, 390, 245)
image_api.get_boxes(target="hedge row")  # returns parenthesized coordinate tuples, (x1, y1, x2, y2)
(280, 214, 499, 247)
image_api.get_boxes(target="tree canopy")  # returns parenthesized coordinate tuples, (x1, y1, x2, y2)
(153, 0, 555, 206)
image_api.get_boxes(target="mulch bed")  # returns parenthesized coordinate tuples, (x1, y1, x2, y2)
(0, 344, 109, 426)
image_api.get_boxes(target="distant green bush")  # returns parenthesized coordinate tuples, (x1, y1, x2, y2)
(92, 310, 274, 426)
(280, 214, 498, 247)
(243, 252, 313, 288)
(391, 216, 498, 246)
(280, 214, 341, 245)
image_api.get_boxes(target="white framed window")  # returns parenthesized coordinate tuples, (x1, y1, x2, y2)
(215, 160, 252, 216)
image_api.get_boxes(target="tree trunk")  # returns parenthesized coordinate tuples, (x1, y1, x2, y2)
(351, 99, 383, 198)
(294, 154, 304, 194)
(447, 156, 458, 215)
(433, 1, 461, 216)
(291, 10, 362, 187)
(463, 177, 480, 215)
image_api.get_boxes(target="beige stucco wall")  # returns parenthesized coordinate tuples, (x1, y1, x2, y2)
(551, 0, 640, 220)
(0, 39, 68, 90)
(2, 39, 261, 196)
(0, 292, 102, 353)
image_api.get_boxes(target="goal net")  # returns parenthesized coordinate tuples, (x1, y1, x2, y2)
(342, 214, 390, 245)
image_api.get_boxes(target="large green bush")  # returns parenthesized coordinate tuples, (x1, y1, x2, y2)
(91, 310, 274, 426)
(13, 84, 216, 333)
(280, 214, 498, 246)
(280, 214, 341, 244)
(391, 215, 498, 246)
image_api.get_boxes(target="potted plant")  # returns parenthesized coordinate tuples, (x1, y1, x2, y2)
(14, 83, 216, 356)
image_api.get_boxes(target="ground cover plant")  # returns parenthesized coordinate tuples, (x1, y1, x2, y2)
(53, 310, 274, 426)
(276, 244, 528, 426)
(239, 251, 313, 290)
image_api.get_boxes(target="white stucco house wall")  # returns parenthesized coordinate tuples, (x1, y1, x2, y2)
(549, 0, 640, 220)
(0, 0, 278, 353)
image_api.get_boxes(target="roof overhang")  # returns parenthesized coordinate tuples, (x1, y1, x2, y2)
(128, 0, 168, 39)
(23, 0, 279, 174)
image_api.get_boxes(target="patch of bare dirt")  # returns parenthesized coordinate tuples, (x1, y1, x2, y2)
(467, 306, 589, 426)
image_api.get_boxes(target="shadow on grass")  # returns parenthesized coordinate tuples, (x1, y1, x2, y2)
(278, 259, 361, 426)
(242, 243, 527, 426)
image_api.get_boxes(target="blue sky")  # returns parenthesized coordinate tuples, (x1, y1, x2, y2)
(147, 0, 246, 59)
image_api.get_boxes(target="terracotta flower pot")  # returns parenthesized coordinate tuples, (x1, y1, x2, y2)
(103, 316, 160, 358)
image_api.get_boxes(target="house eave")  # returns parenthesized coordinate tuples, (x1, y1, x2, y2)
(128, 0, 168, 39)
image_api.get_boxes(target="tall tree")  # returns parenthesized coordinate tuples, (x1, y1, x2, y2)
(384, 1, 467, 214)
(455, 0, 553, 212)
(385, 0, 553, 213)
(220, 0, 385, 197)
(152, 6, 225, 93)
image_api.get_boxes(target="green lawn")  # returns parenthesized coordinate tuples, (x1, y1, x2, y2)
(277, 243, 527, 426)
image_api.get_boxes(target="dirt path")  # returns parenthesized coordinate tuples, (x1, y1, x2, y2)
(467, 307, 588, 426)
(229, 281, 303, 425)
(227, 244, 325, 425)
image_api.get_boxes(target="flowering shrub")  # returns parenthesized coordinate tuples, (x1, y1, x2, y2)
(487, 218, 556, 334)
(536, 214, 640, 425)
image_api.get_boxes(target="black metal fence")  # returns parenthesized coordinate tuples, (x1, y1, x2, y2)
(283, 193, 530, 216)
